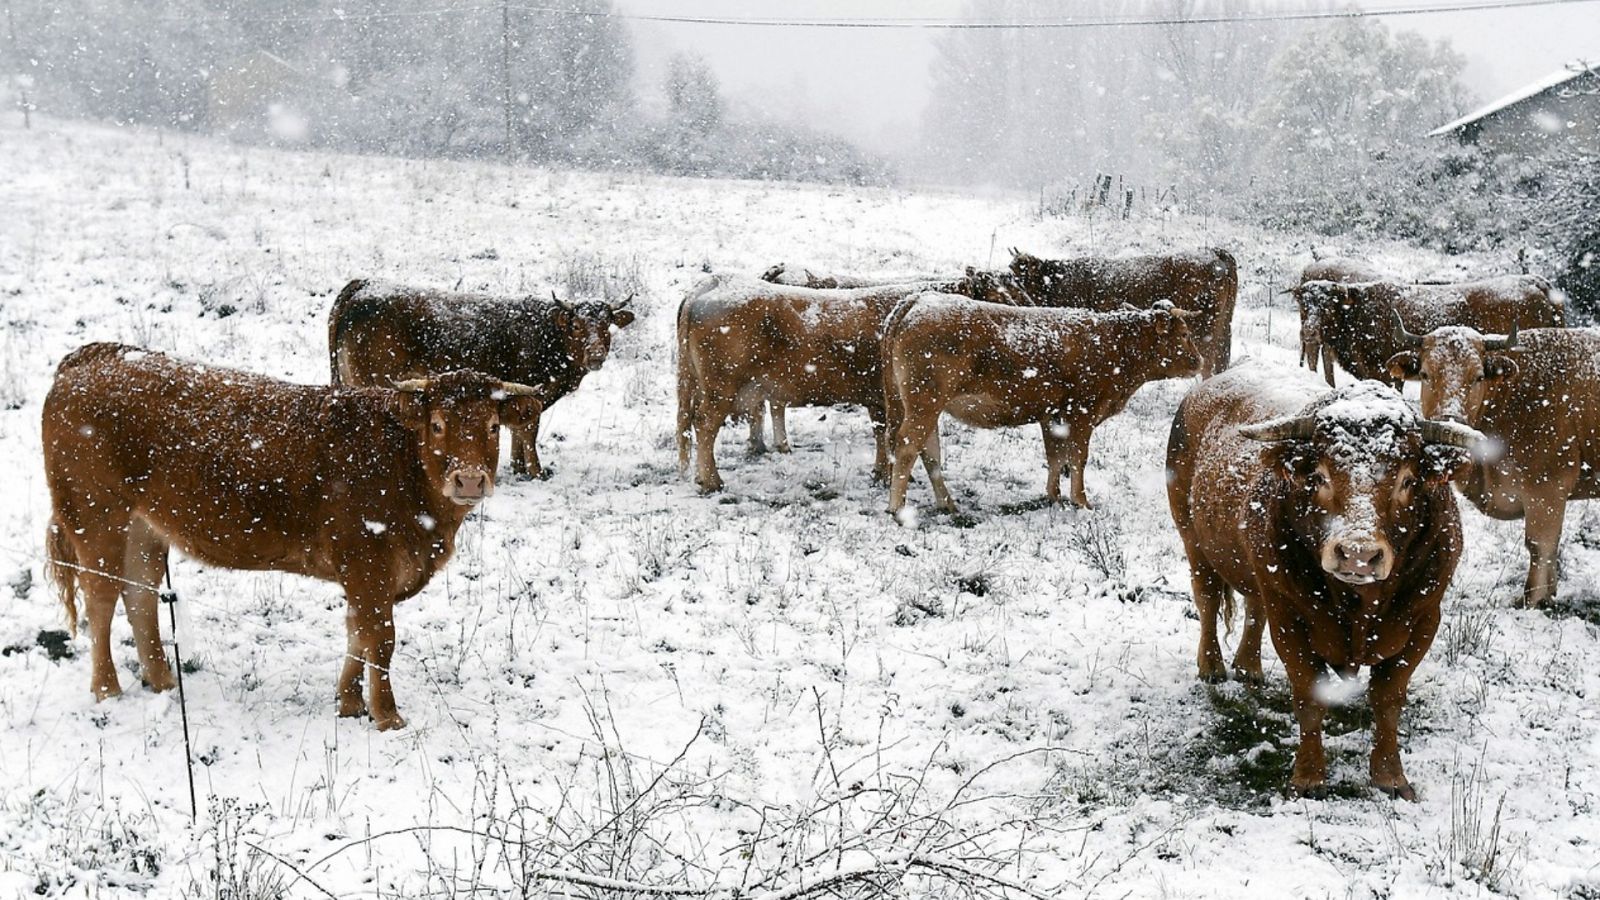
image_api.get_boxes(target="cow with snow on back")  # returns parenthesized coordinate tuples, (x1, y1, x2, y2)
(1284, 257, 1386, 382)
(1295, 275, 1564, 387)
(1387, 321, 1600, 607)
(329, 279, 635, 480)
(1167, 361, 1484, 798)
(881, 294, 1201, 516)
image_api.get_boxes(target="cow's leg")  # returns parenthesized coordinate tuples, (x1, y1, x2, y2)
(1232, 592, 1267, 684)
(1269, 616, 1328, 796)
(1063, 419, 1095, 509)
(1042, 420, 1068, 503)
(1367, 606, 1439, 801)
(121, 517, 174, 693)
(745, 400, 768, 455)
(510, 415, 545, 480)
(771, 403, 791, 454)
(694, 398, 734, 493)
(1189, 562, 1231, 683)
(1522, 496, 1565, 608)
(868, 404, 890, 484)
(919, 427, 956, 513)
(888, 413, 938, 515)
(1321, 346, 1337, 388)
(74, 523, 130, 701)
(340, 586, 404, 730)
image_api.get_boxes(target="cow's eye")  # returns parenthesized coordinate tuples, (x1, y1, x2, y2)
(431, 419, 445, 435)
(1306, 471, 1327, 490)
(1401, 475, 1418, 492)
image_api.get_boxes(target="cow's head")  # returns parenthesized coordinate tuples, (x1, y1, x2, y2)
(1241, 382, 1483, 585)
(551, 292, 637, 372)
(1385, 321, 1520, 425)
(392, 372, 544, 506)
(1008, 248, 1053, 287)
(760, 263, 786, 283)
(1148, 302, 1204, 376)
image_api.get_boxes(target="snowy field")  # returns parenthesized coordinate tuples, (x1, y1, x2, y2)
(1, 118, 1597, 899)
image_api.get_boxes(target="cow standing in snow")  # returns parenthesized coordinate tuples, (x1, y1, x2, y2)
(1167, 361, 1483, 798)
(329, 279, 635, 480)
(881, 294, 1201, 514)
(42, 343, 543, 730)
(1387, 323, 1600, 607)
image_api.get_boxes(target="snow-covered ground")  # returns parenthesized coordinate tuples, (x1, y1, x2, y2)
(1, 118, 1596, 899)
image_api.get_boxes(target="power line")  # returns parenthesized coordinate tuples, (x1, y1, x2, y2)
(573, 0, 1600, 29)
(153, 0, 1600, 29)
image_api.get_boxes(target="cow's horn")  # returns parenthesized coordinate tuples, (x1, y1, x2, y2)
(1392, 309, 1424, 349)
(391, 378, 430, 393)
(1420, 419, 1487, 450)
(497, 381, 543, 397)
(613, 293, 635, 311)
(1238, 415, 1317, 442)
(1484, 320, 1518, 351)
(552, 290, 574, 311)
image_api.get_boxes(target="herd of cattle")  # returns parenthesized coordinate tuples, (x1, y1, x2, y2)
(37, 245, 1596, 801)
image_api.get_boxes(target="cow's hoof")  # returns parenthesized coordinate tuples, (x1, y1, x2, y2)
(746, 444, 768, 457)
(143, 671, 177, 694)
(1197, 667, 1228, 685)
(92, 682, 123, 702)
(1232, 666, 1265, 686)
(697, 480, 724, 495)
(338, 697, 367, 719)
(1375, 781, 1417, 802)
(775, 442, 792, 454)
(1288, 781, 1328, 800)
(373, 713, 407, 732)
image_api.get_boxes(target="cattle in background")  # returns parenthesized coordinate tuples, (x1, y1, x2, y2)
(881, 294, 1200, 515)
(42, 343, 542, 730)
(1286, 257, 1385, 382)
(329, 279, 634, 479)
(1008, 247, 1238, 377)
(678, 271, 1045, 491)
(1387, 323, 1600, 607)
(677, 276, 932, 491)
(1297, 276, 1563, 387)
(1166, 361, 1482, 798)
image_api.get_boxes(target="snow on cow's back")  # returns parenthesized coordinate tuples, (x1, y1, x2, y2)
(899, 291, 1097, 356)
(1201, 357, 1329, 423)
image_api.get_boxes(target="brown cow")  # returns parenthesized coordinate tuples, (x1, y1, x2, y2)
(1287, 257, 1385, 380)
(329, 279, 634, 479)
(677, 271, 1043, 491)
(676, 276, 934, 491)
(1167, 361, 1482, 798)
(1297, 276, 1563, 387)
(1008, 247, 1238, 377)
(1387, 324, 1600, 607)
(42, 343, 542, 730)
(881, 294, 1201, 515)
(746, 266, 1035, 456)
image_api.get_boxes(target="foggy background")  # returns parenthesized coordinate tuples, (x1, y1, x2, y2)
(2, 0, 1595, 301)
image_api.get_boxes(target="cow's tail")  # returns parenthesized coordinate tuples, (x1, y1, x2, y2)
(878, 294, 921, 455)
(45, 518, 79, 638)
(327, 278, 369, 386)
(1209, 248, 1239, 373)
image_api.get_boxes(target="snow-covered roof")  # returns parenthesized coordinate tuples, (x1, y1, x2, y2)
(1429, 60, 1600, 137)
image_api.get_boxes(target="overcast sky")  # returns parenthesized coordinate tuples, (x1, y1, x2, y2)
(621, 0, 1600, 153)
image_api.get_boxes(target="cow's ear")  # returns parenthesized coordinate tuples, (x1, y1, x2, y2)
(1484, 354, 1520, 381)
(385, 393, 429, 430)
(498, 395, 543, 427)
(552, 308, 573, 331)
(611, 309, 636, 328)
(1266, 445, 1316, 485)
(1386, 351, 1421, 381)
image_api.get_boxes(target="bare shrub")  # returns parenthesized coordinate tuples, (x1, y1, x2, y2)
(1428, 751, 1522, 893)
(1068, 510, 1126, 583)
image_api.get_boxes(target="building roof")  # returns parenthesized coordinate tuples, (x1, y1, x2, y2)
(1429, 60, 1599, 137)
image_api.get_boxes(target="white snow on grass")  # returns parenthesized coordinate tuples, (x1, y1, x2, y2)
(1, 118, 1597, 899)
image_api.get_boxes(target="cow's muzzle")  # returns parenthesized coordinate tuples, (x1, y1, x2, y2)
(446, 466, 494, 506)
(1323, 535, 1392, 585)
